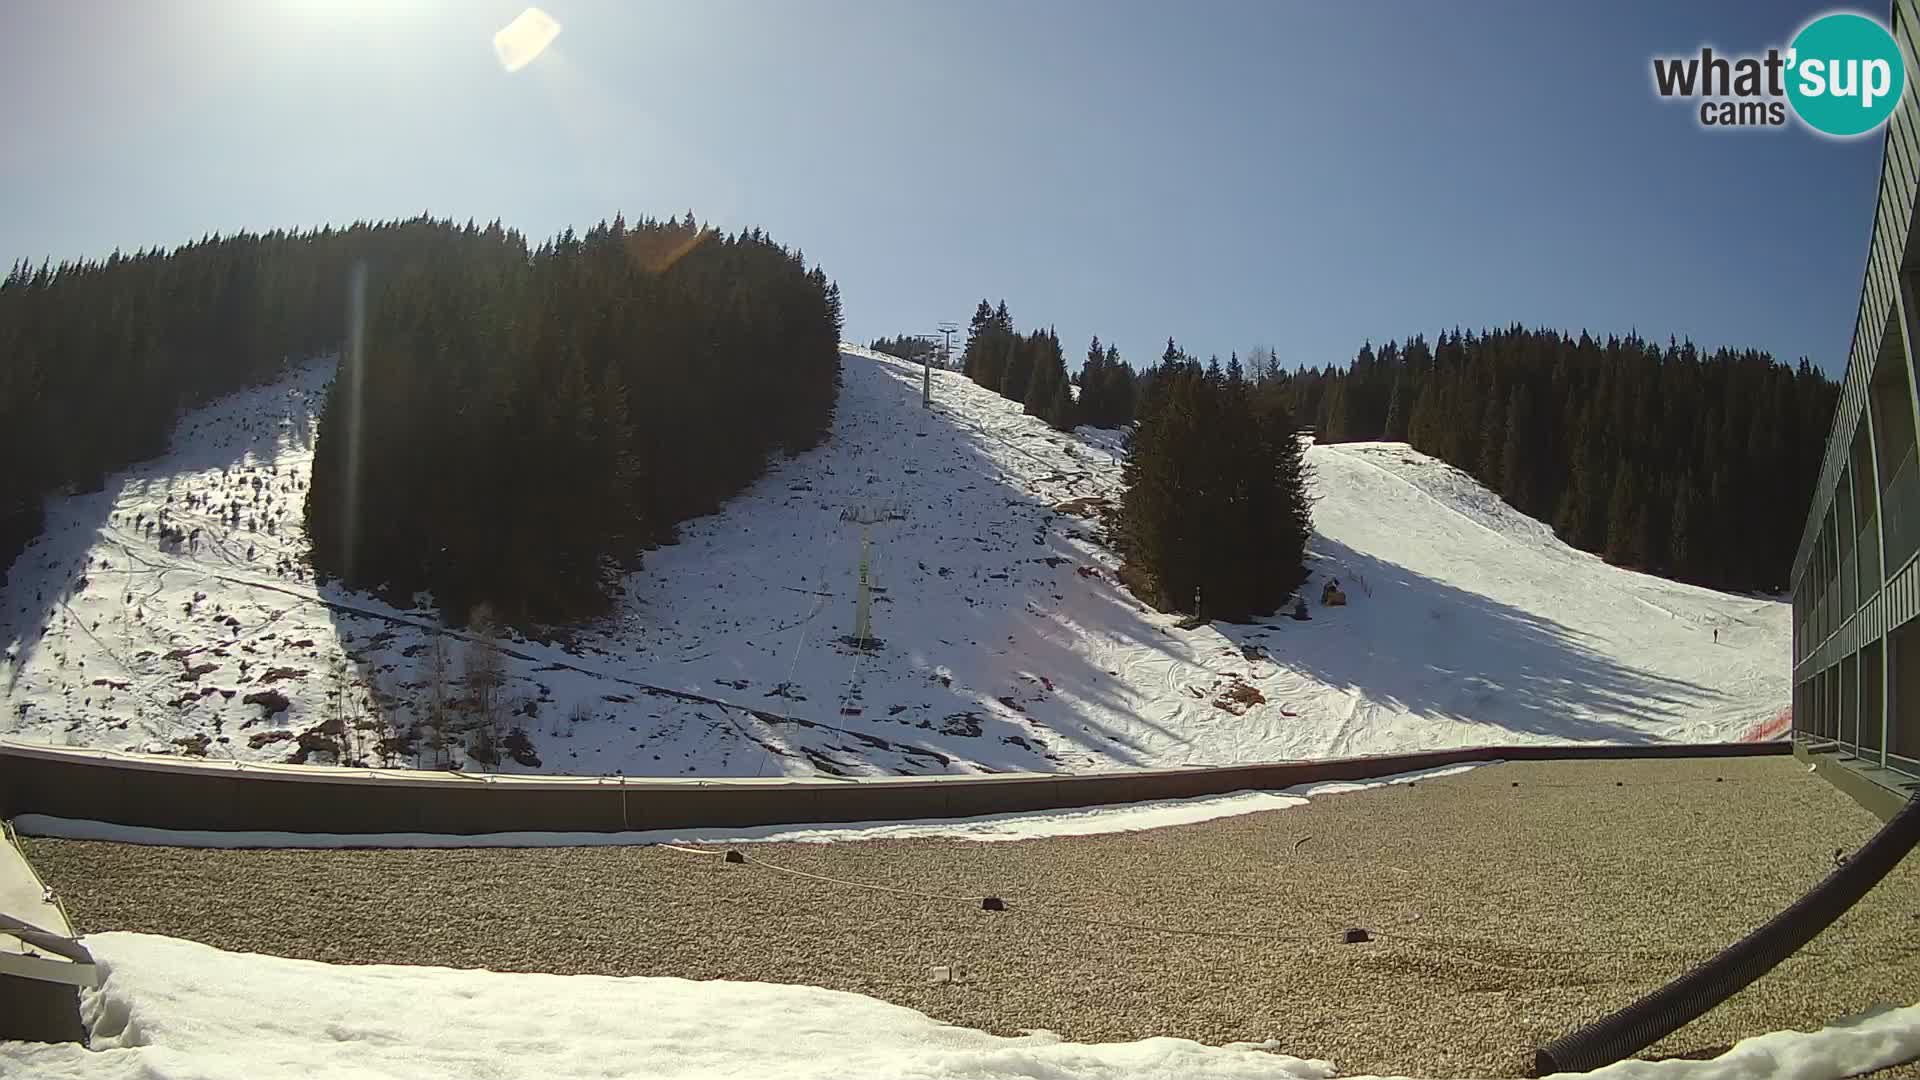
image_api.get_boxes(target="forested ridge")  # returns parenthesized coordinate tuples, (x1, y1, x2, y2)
(954, 303, 1836, 596)
(1261, 327, 1838, 591)
(1, 215, 844, 625)
(959, 299, 1136, 430)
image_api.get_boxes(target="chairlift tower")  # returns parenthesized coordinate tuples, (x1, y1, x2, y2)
(839, 503, 895, 651)
(934, 322, 959, 407)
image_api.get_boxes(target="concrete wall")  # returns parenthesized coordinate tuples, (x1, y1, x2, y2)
(0, 740, 1787, 836)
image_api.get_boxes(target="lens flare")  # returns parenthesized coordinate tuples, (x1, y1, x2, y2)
(494, 7, 561, 73)
(342, 261, 366, 583)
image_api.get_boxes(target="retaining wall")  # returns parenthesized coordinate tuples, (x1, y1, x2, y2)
(0, 739, 1788, 836)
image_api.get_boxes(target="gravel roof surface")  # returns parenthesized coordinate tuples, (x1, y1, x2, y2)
(23, 755, 1920, 1077)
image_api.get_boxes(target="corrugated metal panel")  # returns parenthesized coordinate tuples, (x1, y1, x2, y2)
(1803, 264, 1895, 584)
(1896, 555, 1920, 635)
(1797, 23, 1914, 584)
(1891, 104, 1919, 209)
(1784, 10, 1920, 749)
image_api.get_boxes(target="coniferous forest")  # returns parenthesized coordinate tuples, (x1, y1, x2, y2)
(306, 215, 842, 624)
(960, 300, 1314, 618)
(1, 215, 844, 625)
(950, 303, 1831, 608)
(868, 334, 948, 367)
(1259, 327, 1838, 592)
(957, 300, 1085, 433)
(0, 223, 424, 590)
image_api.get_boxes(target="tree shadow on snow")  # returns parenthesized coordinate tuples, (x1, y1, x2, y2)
(1213, 535, 1730, 746)
(809, 357, 1188, 770)
(0, 363, 335, 745)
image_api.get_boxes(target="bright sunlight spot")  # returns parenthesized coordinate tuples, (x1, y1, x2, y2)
(493, 7, 560, 73)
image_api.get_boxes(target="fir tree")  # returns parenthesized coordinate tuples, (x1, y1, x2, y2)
(1383, 375, 1409, 442)
(1000, 336, 1033, 404)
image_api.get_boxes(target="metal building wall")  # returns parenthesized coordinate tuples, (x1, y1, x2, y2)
(1792, 0, 1920, 779)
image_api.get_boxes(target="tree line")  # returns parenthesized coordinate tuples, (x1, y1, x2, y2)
(868, 334, 952, 368)
(958, 299, 1141, 431)
(1260, 327, 1837, 591)
(304, 214, 842, 624)
(1, 214, 843, 627)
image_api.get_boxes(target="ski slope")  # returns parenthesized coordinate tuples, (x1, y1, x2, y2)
(0, 348, 1789, 776)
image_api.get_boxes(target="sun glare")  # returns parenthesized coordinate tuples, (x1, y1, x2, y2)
(493, 7, 561, 73)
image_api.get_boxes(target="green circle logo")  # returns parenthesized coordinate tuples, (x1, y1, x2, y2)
(1787, 13, 1906, 136)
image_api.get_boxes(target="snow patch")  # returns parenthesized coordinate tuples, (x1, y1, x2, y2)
(1, 932, 1913, 1080)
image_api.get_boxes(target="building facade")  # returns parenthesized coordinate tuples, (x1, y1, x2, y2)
(1792, 0, 1920, 798)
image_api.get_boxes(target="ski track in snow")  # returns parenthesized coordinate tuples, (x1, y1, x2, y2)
(0, 347, 1790, 777)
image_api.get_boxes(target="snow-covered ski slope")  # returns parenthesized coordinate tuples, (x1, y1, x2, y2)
(0, 347, 1788, 776)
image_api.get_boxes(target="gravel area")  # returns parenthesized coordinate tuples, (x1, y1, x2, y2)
(23, 756, 1920, 1077)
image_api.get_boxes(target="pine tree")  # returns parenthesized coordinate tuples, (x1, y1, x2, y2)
(1670, 471, 1697, 579)
(1604, 468, 1636, 565)
(1081, 335, 1107, 422)
(1321, 379, 1350, 442)
(1000, 336, 1033, 404)
(963, 299, 996, 385)
(1121, 378, 1186, 610)
(1120, 350, 1310, 620)
(1021, 332, 1060, 419)
(1383, 375, 1409, 442)
(1102, 344, 1134, 427)
(1047, 376, 1074, 432)
(1477, 392, 1505, 492)
(1500, 386, 1532, 508)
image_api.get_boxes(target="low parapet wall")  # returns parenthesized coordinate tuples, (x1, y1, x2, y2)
(0, 738, 1789, 836)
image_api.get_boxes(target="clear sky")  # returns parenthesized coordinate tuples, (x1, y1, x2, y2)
(0, 1, 1886, 375)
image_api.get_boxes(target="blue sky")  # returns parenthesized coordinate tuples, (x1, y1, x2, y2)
(0, 1, 1885, 375)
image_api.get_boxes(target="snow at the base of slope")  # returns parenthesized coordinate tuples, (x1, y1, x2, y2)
(10, 763, 1482, 849)
(3, 932, 1916, 1080)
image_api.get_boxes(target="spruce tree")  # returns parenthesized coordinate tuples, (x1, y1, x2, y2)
(1670, 471, 1697, 579)
(1321, 379, 1350, 442)
(1001, 336, 1033, 404)
(1120, 346, 1310, 620)
(1105, 344, 1135, 425)
(1604, 468, 1636, 565)
(1047, 376, 1075, 432)
(1081, 335, 1107, 422)
(1022, 332, 1059, 418)
(1500, 386, 1532, 508)
(1383, 375, 1409, 442)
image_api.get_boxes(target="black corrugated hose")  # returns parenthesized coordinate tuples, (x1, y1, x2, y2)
(1533, 792, 1920, 1076)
